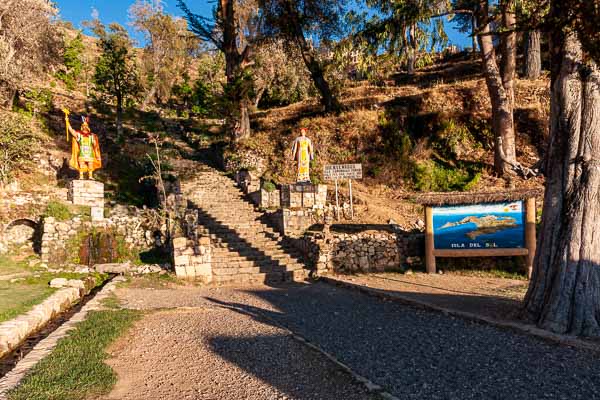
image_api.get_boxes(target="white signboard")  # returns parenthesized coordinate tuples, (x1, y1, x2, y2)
(324, 164, 363, 180)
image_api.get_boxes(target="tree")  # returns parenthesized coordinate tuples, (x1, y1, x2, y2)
(361, 0, 449, 76)
(259, 0, 345, 112)
(524, 30, 542, 79)
(89, 21, 140, 138)
(252, 40, 312, 108)
(473, 0, 518, 176)
(522, 1, 600, 336)
(178, 0, 257, 141)
(0, 0, 61, 107)
(129, 0, 199, 109)
(56, 33, 85, 90)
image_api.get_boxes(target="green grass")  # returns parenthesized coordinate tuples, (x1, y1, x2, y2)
(8, 309, 141, 400)
(0, 257, 108, 323)
(0, 282, 56, 323)
(0, 254, 33, 277)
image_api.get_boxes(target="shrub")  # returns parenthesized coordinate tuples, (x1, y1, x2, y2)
(0, 112, 40, 186)
(44, 201, 72, 221)
(413, 160, 481, 192)
(262, 180, 276, 192)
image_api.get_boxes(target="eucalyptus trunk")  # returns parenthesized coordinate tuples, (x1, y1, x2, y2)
(522, 32, 600, 336)
(116, 93, 123, 139)
(282, 1, 340, 113)
(477, 0, 517, 176)
(407, 23, 417, 75)
(525, 30, 542, 79)
(221, 0, 251, 141)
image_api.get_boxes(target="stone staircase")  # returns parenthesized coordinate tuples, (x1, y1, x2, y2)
(179, 166, 309, 285)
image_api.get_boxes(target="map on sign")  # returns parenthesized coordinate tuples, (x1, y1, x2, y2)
(432, 201, 525, 250)
(323, 164, 363, 180)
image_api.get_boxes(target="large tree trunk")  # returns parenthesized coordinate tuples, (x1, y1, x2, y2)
(221, 0, 251, 141)
(525, 30, 542, 79)
(116, 93, 123, 139)
(141, 84, 157, 110)
(471, 14, 478, 53)
(283, 1, 340, 113)
(476, 1, 517, 176)
(407, 23, 417, 75)
(522, 31, 600, 336)
(296, 39, 341, 113)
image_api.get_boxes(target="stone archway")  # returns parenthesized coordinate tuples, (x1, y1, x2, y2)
(3, 218, 41, 253)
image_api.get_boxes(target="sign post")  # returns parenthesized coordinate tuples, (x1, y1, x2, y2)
(422, 198, 536, 277)
(335, 179, 340, 220)
(324, 164, 362, 221)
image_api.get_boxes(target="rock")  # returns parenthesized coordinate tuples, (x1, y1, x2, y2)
(66, 279, 86, 289)
(94, 262, 132, 274)
(49, 278, 68, 288)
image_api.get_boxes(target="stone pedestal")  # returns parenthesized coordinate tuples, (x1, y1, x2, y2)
(172, 236, 212, 283)
(68, 180, 104, 221)
(280, 184, 327, 209)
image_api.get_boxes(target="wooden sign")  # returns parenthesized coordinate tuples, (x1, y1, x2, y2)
(424, 198, 537, 278)
(323, 164, 363, 180)
(432, 201, 525, 250)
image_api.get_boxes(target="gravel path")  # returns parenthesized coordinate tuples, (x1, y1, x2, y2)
(116, 282, 600, 400)
(102, 306, 376, 400)
(330, 272, 528, 321)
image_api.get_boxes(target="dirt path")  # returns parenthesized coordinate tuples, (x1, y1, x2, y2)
(102, 299, 375, 400)
(330, 272, 528, 321)
(107, 281, 600, 400)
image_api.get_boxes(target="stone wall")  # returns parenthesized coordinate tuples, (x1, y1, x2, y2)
(172, 210, 212, 282)
(172, 236, 212, 282)
(294, 226, 424, 275)
(41, 206, 161, 264)
(280, 184, 327, 209)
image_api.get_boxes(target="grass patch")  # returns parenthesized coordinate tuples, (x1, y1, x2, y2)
(0, 268, 108, 323)
(438, 257, 528, 280)
(43, 201, 72, 221)
(8, 309, 141, 400)
(0, 254, 35, 277)
(0, 282, 56, 323)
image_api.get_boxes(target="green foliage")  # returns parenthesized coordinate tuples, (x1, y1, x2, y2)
(0, 112, 40, 186)
(44, 201, 72, 221)
(56, 33, 85, 90)
(262, 180, 277, 192)
(19, 88, 54, 116)
(91, 22, 140, 112)
(413, 160, 481, 192)
(379, 113, 413, 168)
(8, 310, 141, 400)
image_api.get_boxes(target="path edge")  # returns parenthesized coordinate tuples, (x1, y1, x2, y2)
(319, 276, 600, 354)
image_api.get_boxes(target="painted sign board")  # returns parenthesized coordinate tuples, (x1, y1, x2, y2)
(323, 164, 363, 180)
(432, 201, 525, 250)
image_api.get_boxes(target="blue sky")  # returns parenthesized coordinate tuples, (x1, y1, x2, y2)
(53, 0, 471, 49)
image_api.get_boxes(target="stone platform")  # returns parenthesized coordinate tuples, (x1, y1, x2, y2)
(68, 180, 104, 221)
(281, 184, 327, 209)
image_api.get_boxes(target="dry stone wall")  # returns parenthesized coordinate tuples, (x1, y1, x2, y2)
(296, 227, 424, 275)
(41, 206, 161, 264)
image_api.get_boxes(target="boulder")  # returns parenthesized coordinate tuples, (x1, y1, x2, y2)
(94, 262, 132, 274)
(49, 278, 68, 288)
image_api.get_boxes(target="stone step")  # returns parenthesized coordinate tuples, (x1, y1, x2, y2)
(211, 263, 304, 273)
(211, 270, 308, 285)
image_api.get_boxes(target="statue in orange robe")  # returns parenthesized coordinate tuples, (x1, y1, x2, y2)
(63, 109, 102, 180)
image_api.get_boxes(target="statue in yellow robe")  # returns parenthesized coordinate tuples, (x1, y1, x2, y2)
(63, 109, 102, 180)
(291, 127, 314, 183)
